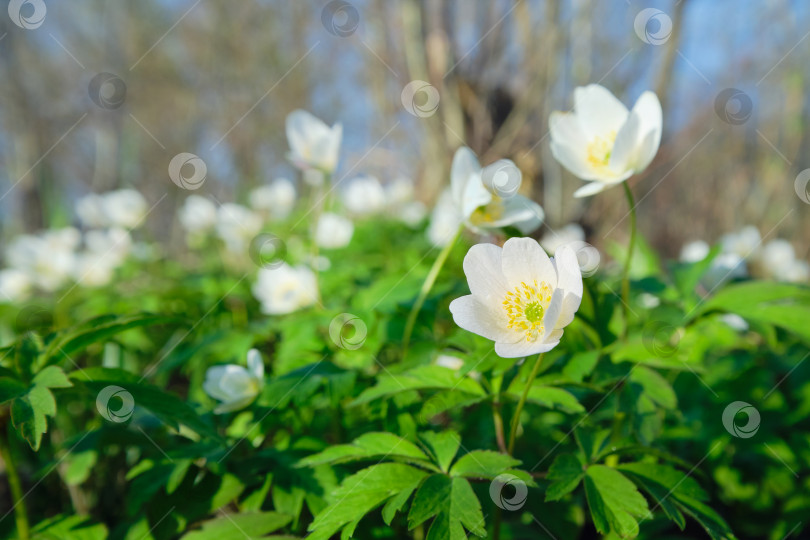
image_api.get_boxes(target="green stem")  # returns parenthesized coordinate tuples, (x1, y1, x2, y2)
(309, 173, 328, 306)
(621, 182, 637, 339)
(492, 400, 507, 454)
(0, 424, 30, 540)
(507, 353, 545, 454)
(401, 227, 461, 353)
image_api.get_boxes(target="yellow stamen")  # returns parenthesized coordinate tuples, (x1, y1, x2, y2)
(503, 280, 552, 342)
(586, 131, 617, 174)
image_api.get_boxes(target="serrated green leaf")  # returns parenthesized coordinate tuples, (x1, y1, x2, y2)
(408, 475, 486, 540)
(584, 465, 649, 538)
(181, 512, 291, 539)
(449, 450, 521, 479)
(30, 514, 108, 539)
(545, 454, 585, 501)
(307, 463, 428, 540)
(297, 432, 433, 469)
(419, 431, 460, 473)
(629, 367, 676, 409)
(506, 380, 585, 414)
(33, 365, 73, 389)
(351, 365, 485, 406)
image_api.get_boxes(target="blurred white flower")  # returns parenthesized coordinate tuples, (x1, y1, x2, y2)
(435, 354, 464, 371)
(6, 228, 80, 292)
(0, 269, 32, 303)
(758, 239, 808, 282)
(216, 203, 262, 254)
(679, 240, 710, 263)
(398, 202, 428, 227)
(638, 293, 661, 309)
(315, 212, 354, 249)
(85, 228, 132, 263)
(203, 349, 265, 414)
(702, 252, 747, 291)
(286, 109, 342, 174)
(430, 147, 544, 245)
(77, 189, 148, 229)
(72, 252, 117, 288)
(785, 260, 810, 282)
(385, 177, 427, 226)
(342, 175, 387, 216)
(549, 84, 662, 197)
(539, 223, 585, 254)
(720, 226, 761, 260)
(252, 262, 318, 315)
(720, 313, 749, 332)
(427, 190, 463, 247)
(449, 239, 582, 358)
(179, 195, 217, 233)
(249, 178, 296, 220)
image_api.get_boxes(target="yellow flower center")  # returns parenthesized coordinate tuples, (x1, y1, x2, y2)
(469, 199, 504, 225)
(586, 131, 617, 173)
(503, 280, 553, 342)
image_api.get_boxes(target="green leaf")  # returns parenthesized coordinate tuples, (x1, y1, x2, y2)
(449, 450, 521, 480)
(351, 365, 486, 405)
(9, 366, 72, 450)
(419, 431, 461, 473)
(562, 351, 601, 383)
(506, 380, 585, 414)
(584, 465, 649, 538)
(545, 454, 585, 501)
(181, 512, 292, 539)
(297, 432, 434, 469)
(31, 514, 108, 539)
(0, 377, 27, 405)
(629, 366, 677, 409)
(34, 365, 73, 389)
(408, 475, 486, 540)
(307, 463, 428, 540)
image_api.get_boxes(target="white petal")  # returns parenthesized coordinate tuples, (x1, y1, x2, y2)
(541, 288, 564, 335)
(462, 243, 509, 302)
(573, 84, 629, 138)
(500, 237, 557, 289)
(450, 147, 490, 218)
(608, 111, 640, 174)
(573, 182, 611, 198)
(247, 349, 264, 379)
(552, 246, 584, 329)
(630, 91, 663, 172)
(494, 338, 560, 358)
(214, 395, 257, 414)
(449, 295, 508, 342)
(480, 196, 543, 233)
(549, 111, 589, 150)
(550, 140, 598, 181)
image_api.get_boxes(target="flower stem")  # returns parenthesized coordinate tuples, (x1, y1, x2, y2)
(0, 424, 30, 540)
(507, 353, 545, 454)
(621, 182, 637, 339)
(401, 227, 461, 353)
(492, 400, 508, 454)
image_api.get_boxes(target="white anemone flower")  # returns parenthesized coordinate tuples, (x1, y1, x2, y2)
(758, 239, 808, 282)
(216, 203, 263, 255)
(315, 212, 354, 249)
(179, 195, 218, 233)
(449, 238, 583, 358)
(6, 228, 80, 292)
(286, 109, 342, 174)
(0, 269, 32, 303)
(679, 240, 710, 263)
(720, 226, 761, 260)
(76, 189, 148, 229)
(342, 175, 387, 216)
(549, 84, 662, 197)
(429, 147, 544, 244)
(249, 178, 296, 220)
(203, 349, 265, 414)
(539, 223, 585, 254)
(252, 262, 318, 315)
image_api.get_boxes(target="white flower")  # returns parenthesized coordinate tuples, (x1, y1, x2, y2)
(720, 226, 761, 260)
(785, 260, 810, 283)
(435, 354, 465, 371)
(286, 109, 342, 174)
(179, 195, 217, 233)
(249, 178, 296, 220)
(720, 313, 749, 332)
(680, 240, 710, 263)
(216, 203, 262, 254)
(427, 190, 463, 247)
(386, 177, 426, 226)
(702, 252, 746, 290)
(203, 349, 265, 414)
(429, 147, 544, 244)
(71, 228, 132, 287)
(398, 201, 427, 227)
(252, 262, 318, 315)
(316, 212, 354, 249)
(72, 252, 117, 287)
(549, 84, 662, 197)
(758, 239, 808, 282)
(539, 223, 585, 254)
(76, 189, 149, 229)
(449, 238, 583, 358)
(6, 228, 80, 292)
(0, 269, 32, 303)
(85, 228, 132, 264)
(342, 175, 387, 216)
